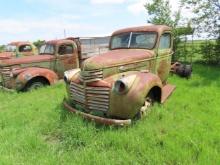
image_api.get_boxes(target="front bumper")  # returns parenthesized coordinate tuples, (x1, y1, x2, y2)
(63, 100, 131, 126)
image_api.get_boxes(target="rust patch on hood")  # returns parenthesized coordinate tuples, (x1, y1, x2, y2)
(0, 55, 54, 66)
(0, 52, 14, 60)
(83, 49, 154, 70)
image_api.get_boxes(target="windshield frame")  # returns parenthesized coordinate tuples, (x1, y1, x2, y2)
(109, 31, 158, 50)
(39, 44, 56, 55)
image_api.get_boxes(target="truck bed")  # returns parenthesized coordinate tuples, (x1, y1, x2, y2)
(81, 44, 109, 59)
(79, 36, 110, 59)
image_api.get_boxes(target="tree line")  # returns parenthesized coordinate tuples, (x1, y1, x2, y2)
(145, 0, 220, 64)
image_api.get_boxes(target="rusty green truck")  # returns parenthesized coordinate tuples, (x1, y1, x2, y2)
(0, 38, 85, 91)
(63, 25, 176, 125)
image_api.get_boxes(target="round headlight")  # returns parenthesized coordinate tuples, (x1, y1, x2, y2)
(114, 80, 128, 94)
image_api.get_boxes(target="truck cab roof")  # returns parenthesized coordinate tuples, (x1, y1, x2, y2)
(9, 41, 33, 47)
(46, 39, 75, 45)
(112, 25, 172, 36)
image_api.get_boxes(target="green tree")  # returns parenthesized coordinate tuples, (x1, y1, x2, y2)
(145, 0, 194, 62)
(182, 0, 220, 64)
(182, 0, 220, 37)
(33, 40, 46, 49)
(0, 45, 5, 53)
(145, 0, 181, 28)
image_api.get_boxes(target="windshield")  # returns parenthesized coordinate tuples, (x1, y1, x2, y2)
(110, 32, 157, 50)
(39, 44, 55, 55)
(5, 45, 16, 52)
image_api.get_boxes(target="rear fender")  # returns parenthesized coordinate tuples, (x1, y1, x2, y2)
(15, 67, 58, 90)
(109, 72, 162, 119)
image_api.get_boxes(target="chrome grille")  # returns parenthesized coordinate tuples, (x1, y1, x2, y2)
(70, 82, 110, 113)
(80, 69, 103, 82)
(0, 67, 11, 85)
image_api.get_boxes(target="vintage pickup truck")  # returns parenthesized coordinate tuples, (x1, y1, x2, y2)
(0, 38, 85, 91)
(63, 25, 176, 125)
(0, 42, 37, 60)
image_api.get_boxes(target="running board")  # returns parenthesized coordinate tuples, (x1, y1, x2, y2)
(161, 84, 176, 103)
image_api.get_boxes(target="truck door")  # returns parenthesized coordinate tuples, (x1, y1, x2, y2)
(55, 43, 79, 78)
(156, 32, 173, 83)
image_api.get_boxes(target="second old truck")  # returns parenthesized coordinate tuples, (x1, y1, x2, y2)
(63, 25, 176, 125)
(0, 42, 38, 60)
(0, 38, 83, 91)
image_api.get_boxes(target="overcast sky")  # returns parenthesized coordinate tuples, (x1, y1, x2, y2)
(0, 0, 181, 44)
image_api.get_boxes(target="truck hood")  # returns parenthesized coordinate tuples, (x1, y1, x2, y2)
(0, 55, 54, 66)
(82, 49, 154, 70)
(0, 52, 14, 60)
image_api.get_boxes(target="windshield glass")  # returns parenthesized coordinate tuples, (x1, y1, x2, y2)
(110, 32, 157, 50)
(5, 45, 16, 52)
(39, 44, 55, 55)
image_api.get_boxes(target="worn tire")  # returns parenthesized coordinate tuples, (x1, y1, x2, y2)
(176, 64, 192, 78)
(24, 78, 49, 91)
(183, 65, 192, 78)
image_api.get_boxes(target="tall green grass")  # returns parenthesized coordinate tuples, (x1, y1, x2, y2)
(0, 64, 220, 164)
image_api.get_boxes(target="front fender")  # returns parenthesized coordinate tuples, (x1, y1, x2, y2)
(15, 67, 58, 90)
(108, 72, 162, 119)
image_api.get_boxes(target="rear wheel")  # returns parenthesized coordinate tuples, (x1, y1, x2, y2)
(24, 77, 49, 91)
(27, 81, 45, 91)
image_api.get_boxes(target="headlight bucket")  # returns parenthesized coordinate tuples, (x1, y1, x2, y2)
(113, 80, 128, 94)
(113, 74, 137, 95)
(64, 69, 80, 84)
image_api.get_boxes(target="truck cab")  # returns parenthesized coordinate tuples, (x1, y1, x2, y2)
(0, 38, 83, 91)
(0, 42, 37, 60)
(63, 25, 176, 125)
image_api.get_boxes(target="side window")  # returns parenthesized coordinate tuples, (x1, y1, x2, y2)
(159, 33, 171, 49)
(58, 44, 74, 55)
(19, 45, 32, 52)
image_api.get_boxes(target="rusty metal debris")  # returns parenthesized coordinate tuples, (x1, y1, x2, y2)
(171, 62, 192, 78)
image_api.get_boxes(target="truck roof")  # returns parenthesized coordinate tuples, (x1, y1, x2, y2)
(112, 25, 172, 35)
(46, 39, 74, 45)
(9, 41, 32, 46)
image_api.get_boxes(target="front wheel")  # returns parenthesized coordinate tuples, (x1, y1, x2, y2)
(136, 96, 153, 119)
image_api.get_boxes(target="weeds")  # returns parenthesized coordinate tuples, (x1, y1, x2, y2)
(0, 64, 219, 164)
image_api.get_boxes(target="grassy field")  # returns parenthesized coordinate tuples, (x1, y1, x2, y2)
(0, 63, 220, 165)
